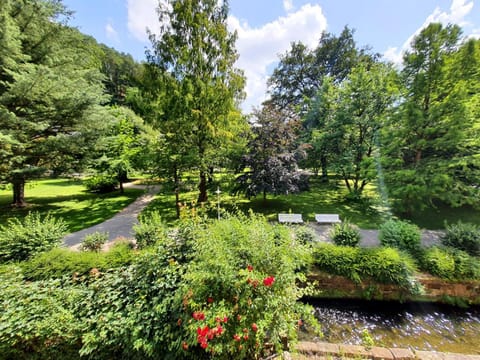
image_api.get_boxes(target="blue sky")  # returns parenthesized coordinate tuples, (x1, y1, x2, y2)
(63, 0, 480, 111)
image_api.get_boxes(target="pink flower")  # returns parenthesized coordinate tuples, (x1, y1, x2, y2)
(233, 334, 241, 342)
(263, 276, 275, 287)
(251, 323, 258, 332)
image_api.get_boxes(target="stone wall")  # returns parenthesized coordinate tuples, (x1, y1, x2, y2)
(308, 272, 480, 305)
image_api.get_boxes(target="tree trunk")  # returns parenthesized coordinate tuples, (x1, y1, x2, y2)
(320, 155, 328, 183)
(119, 180, 124, 194)
(174, 164, 180, 219)
(12, 177, 26, 207)
(197, 170, 208, 203)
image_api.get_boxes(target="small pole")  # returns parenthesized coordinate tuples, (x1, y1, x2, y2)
(215, 187, 221, 220)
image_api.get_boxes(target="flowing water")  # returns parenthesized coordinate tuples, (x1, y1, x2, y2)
(303, 299, 480, 355)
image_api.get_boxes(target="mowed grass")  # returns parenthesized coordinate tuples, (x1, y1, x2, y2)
(146, 174, 480, 230)
(0, 178, 144, 232)
(145, 176, 391, 229)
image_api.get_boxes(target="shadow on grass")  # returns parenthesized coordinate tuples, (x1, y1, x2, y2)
(0, 187, 144, 232)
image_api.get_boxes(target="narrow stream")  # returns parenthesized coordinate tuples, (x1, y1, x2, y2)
(303, 299, 480, 355)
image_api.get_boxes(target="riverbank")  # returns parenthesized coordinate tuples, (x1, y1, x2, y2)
(292, 341, 480, 359)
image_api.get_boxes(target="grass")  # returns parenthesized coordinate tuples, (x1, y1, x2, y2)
(144, 175, 391, 229)
(0, 178, 144, 232)
(145, 173, 480, 230)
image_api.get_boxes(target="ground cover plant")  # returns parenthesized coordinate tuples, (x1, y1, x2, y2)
(0, 178, 144, 231)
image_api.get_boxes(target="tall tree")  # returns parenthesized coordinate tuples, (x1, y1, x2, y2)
(382, 23, 480, 212)
(268, 26, 372, 112)
(0, 0, 107, 206)
(234, 105, 306, 201)
(330, 62, 397, 197)
(147, 0, 245, 204)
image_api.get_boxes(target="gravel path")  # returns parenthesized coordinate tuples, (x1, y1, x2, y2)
(308, 223, 445, 247)
(63, 184, 160, 249)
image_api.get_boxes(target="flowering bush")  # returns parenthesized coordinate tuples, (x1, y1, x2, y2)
(174, 213, 320, 359)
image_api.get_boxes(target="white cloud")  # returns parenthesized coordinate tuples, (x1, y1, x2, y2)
(283, 0, 294, 12)
(126, 1, 327, 111)
(105, 21, 119, 42)
(127, 0, 159, 42)
(229, 4, 327, 111)
(383, 0, 474, 65)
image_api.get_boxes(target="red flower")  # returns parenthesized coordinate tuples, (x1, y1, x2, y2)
(216, 325, 223, 335)
(207, 297, 214, 303)
(197, 325, 210, 337)
(182, 341, 188, 350)
(193, 311, 205, 321)
(263, 276, 275, 287)
(200, 341, 208, 349)
(177, 318, 182, 326)
(251, 323, 258, 332)
(243, 334, 249, 341)
(223, 316, 228, 323)
(233, 334, 241, 342)
(247, 265, 254, 272)
(237, 315, 242, 321)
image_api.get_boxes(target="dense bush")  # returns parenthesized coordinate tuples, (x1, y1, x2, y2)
(294, 226, 318, 243)
(21, 241, 137, 280)
(3, 214, 320, 359)
(0, 266, 85, 359)
(80, 232, 109, 252)
(441, 222, 480, 257)
(420, 246, 480, 280)
(330, 220, 361, 247)
(84, 174, 118, 193)
(313, 243, 419, 291)
(133, 211, 168, 249)
(0, 212, 67, 263)
(379, 219, 421, 255)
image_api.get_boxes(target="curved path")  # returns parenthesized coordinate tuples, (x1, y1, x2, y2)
(63, 183, 160, 249)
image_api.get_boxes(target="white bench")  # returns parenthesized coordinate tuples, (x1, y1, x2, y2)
(315, 214, 341, 224)
(278, 213, 303, 223)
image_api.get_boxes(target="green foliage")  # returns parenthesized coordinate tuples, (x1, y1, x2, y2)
(20, 241, 137, 281)
(441, 221, 480, 257)
(0, 267, 85, 359)
(420, 246, 480, 280)
(173, 214, 319, 359)
(84, 174, 118, 193)
(133, 211, 168, 249)
(0, 212, 67, 263)
(294, 226, 318, 244)
(80, 231, 109, 252)
(379, 219, 421, 255)
(313, 243, 419, 291)
(330, 220, 361, 247)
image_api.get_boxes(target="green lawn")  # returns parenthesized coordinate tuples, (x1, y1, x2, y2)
(0, 178, 144, 232)
(145, 174, 480, 230)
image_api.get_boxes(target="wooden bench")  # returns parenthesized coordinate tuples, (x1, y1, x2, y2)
(278, 213, 303, 224)
(315, 214, 341, 224)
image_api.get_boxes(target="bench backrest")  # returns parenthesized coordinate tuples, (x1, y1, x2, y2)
(315, 214, 341, 223)
(278, 213, 303, 223)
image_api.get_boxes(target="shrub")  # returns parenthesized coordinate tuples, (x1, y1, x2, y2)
(80, 232, 109, 252)
(84, 174, 118, 193)
(0, 267, 86, 359)
(441, 221, 480, 257)
(21, 241, 137, 281)
(379, 219, 421, 255)
(0, 212, 67, 263)
(294, 226, 318, 244)
(313, 243, 419, 291)
(133, 211, 167, 249)
(420, 246, 480, 280)
(330, 220, 361, 247)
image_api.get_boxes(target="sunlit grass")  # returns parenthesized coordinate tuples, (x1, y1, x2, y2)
(0, 178, 144, 232)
